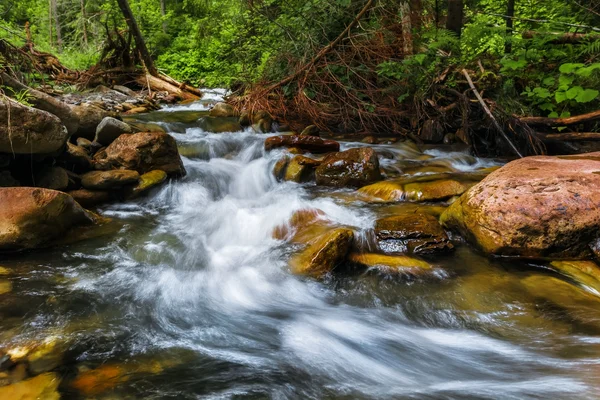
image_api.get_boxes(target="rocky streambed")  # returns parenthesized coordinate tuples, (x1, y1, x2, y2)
(1, 92, 600, 399)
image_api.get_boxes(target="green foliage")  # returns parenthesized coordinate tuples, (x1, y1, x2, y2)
(2, 87, 35, 106)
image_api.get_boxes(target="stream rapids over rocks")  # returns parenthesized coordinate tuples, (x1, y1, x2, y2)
(2, 89, 600, 399)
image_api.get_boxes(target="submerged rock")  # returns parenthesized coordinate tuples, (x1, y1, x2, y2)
(441, 153, 600, 258)
(0, 98, 69, 154)
(348, 253, 433, 274)
(264, 135, 340, 153)
(209, 102, 237, 118)
(81, 169, 140, 190)
(550, 260, 600, 294)
(94, 116, 133, 146)
(103, 131, 186, 176)
(0, 187, 96, 252)
(0, 372, 60, 400)
(315, 147, 382, 187)
(273, 208, 328, 242)
(375, 213, 453, 254)
(359, 177, 472, 202)
(289, 228, 354, 277)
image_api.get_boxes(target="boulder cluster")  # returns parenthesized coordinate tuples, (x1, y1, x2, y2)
(264, 133, 600, 286)
(0, 96, 186, 253)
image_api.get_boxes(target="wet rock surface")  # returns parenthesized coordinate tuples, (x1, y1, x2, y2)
(0, 187, 96, 252)
(315, 147, 382, 187)
(289, 227, 354, 277)
(264, 135, 340, 153)
(441, 152, 600, 258)
(102, 131, 186, 176)
(375, 213, 454, 254)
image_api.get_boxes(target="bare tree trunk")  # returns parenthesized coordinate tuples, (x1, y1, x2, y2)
(505, 0, 515, 53)
(115, 0, 158, 76)
(160, 0, 167, 34)
(80, 0, 88, 47)
(400, 2, 413, 55)
(51, 0, 62, 52)
(446, 0, 464, 37)
(410, 0, 423, 30)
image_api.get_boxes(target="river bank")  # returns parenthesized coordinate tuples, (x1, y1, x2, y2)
(1, 87, 600, 398)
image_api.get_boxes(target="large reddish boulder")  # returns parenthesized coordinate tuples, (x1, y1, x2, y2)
(264, 135, 339, 153)
(102, 132, 185, 176)
(0, 187, 96, 252)
(315, 147, 382, 187)
(441, 153, 600, 259)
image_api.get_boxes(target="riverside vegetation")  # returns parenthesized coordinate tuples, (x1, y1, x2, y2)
(1, 0, 600, 399)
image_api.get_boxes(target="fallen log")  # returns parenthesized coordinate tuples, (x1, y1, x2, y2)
(0, 72, 111, 139)
(521, 110, 600, 127)
(539, 132, 600, 141)
(522, 30, 600, 44)
(158, 73, 203, 98)
(136, 74, 200, 101)
(1, 72, 79, 134)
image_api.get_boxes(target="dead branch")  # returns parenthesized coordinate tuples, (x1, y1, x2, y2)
(521, 110, 600, 127)
(261, 0, 374, 94)
(538, 132, 600, 141)
(462, 69, 523, 158)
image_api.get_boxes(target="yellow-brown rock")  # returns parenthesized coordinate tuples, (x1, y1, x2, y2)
(359, 178, 472, 202)
(125, 170, 168, 198)
(289, 228, 354, 277)
(284, 155, 320, 183)
(0, 373, 60, 400)
(348, 253, 433, 273)
(81, 169, 140, 190)
(273, 208, 327, 242)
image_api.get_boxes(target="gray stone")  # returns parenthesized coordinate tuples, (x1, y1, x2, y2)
(94, 117, 133, 146)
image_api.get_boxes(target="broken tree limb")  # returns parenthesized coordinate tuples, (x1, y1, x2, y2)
(521, 110, 600, 127)
(158, 73, 203, 98)
(522, 30, 600, 44)
(0, 71, 79, 134)
(136, 74, 200, 101)
(538, 132, 600, 141)
(461, 69, 523, 158)
(261, 0, 374, 94)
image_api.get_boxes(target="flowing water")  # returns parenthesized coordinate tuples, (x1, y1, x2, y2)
(2, 90, 600, 399)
